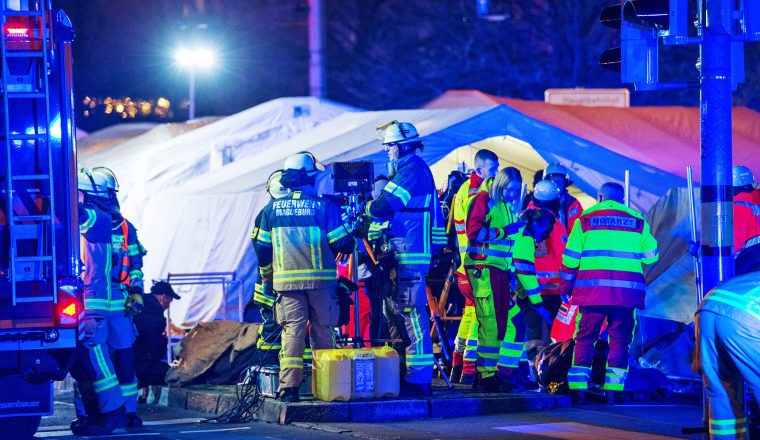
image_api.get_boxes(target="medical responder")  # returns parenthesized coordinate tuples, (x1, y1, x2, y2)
(250, 170, 290, 365)
(254, 152, 355, 402)
(544, 163, 582, 233)
(450, 149, 499, 385)
(560, 182, 658, 402)
(70, 169, 127, 435)
(695, 270, 760, 439)
(366, 121, 446, 395)
(732, 166, 760, 252)
(523, 180, 568, 357)
(464, 167, 553, 392)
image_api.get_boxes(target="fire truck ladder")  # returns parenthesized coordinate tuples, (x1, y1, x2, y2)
(1, 0, 57, 305)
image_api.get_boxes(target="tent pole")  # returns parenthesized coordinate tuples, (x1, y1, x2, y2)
(624, 170, 630, 207)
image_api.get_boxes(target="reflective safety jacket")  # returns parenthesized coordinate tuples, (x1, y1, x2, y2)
(453, 173, 484, 275)
(733, 191, 760, 252)
(559, 192, 583, 233)
(251, 208, 275, 308)
(108, 218, 147, 312)
(464, 182, 542, 305)
(255, 189, 355, 292)
(367, 154, 446, 272)
(79, 204, 113, 315)
(526, 202, 567, 296)
(560, 200, 658, 309)
(367, 220, 389, 242)
(697, 271, 760, 329)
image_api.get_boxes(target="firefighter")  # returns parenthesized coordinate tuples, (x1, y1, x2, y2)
(523, 180, 568, 359)
(71, 169, 127, 435)
(732, 166, 760, 252)
(464, 167, 553, 392)
(254, 152, 355, 402)
(560, 182, 658, 402)
(249, 170, 290, 365)
(87, 167, 148, 427)
(543, 163, 582, 233)
(366, 121, 446, 395)
(695, 271, 760, 439)
(450, 149, 499, 385)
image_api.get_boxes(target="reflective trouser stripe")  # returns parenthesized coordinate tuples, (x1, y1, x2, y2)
(497, 305, 523, 369)
(454, 305, 476, 353)
(567, 365, 592, 390)
(709, 418, 747, 437)
(603, 366, 628, 391)
(85, 343, 125, 414)
(280, 357, 303, 369)
(93, 374, 119, 393)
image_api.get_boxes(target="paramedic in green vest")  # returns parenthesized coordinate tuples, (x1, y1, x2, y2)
(254, 152, 356, 403)
(560, 182, 658, 401)
(464, 167, 553, 392)
(695, 271, 760, 439)
(366, 121, 447, 396)
(450, 149, 499, 385)
(249, 170, 290, 365)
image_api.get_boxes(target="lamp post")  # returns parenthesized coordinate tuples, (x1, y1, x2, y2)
(174, 47, 215, 120)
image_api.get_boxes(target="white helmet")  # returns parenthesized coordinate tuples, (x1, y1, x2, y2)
(543, 162, 570, 181)
(77, 168, 110, 196)
(376, 120, 420, 146)
(91, 166, 119, 192)
(266, 170, 289, 199)
(533, 180, 561, 201)
(732, 165, 755, 187)
(283, 151, 323, 176)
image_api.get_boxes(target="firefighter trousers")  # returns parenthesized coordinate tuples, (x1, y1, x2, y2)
(569, 306, 635, 391)
(107, 312, 138, 414)
(383, 269, 434, 385)
(275, 287, 338, 390)
(697, 310, 759, 439)
(74, 316, 125, 414)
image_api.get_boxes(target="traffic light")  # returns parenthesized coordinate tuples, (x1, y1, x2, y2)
(599, 1, 689, 90)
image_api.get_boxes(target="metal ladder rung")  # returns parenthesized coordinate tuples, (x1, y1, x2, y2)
(3, 11, 44, 17)
(14, 256, 53, 263)
(15, 296, 55, 303)
(6, 92, 45, 99)
(13, 215, 52, 222)
(12, 174, 50, 180)
(9, 134, 47, 141)
(5, 51, 44, 58)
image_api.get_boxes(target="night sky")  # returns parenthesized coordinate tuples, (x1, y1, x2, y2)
(53, 1, 760, 132)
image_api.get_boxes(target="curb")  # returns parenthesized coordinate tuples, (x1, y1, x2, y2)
(168, 385, 570, 424)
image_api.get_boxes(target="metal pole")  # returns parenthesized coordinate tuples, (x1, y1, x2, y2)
(188, 68, 196, 120)
(699, 0, 734, 297)
(308, 0, 325, 98)
(686, 167, 703, 301)
(166, 303, 172, 364)
(624, 169, 630, 207)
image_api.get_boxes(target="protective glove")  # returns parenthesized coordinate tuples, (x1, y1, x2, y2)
(82, 314, 99, 340)
(125, 292, 144, 317)
(534, 303, 553, 325)
(128, 285, 144, 295)
(560, 293, 572, 305)
(688, 240, 700, 258)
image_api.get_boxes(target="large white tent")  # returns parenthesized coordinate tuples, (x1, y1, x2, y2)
(132, 103, 686, 327)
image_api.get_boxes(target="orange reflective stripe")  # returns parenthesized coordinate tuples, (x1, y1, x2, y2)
(119, 220, 130, 283)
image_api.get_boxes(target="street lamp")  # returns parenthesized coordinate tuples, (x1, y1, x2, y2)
(174, 46, 216, 120)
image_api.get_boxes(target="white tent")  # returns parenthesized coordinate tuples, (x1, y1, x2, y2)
(135, 104, 686, 327)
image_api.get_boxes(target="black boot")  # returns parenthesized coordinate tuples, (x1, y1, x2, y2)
(478, 375, 502, 393)
(277, 387, 300, 403)
(126, 412, 143, 428)
(449, 365, 463, 384)
(75, 405, 127, 436)
(399, 381, 432, 397)
(570, 390, 586, 404)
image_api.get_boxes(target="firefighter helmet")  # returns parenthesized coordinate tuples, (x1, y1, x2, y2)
(283, 151, 324, 176)
(91, 166, 119, 192)
(732, 165, 755, 187)
(533, 180, 561, 201)
(376, 120, 420, 146)
(266, 170, 289, 199)
(543, 162, 570, 181)
(77, 168, 110, 196)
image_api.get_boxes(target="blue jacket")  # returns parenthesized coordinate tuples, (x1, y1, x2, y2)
(255, 188, 356, 292)
(698, 271, 760, 328)
(368, 154, 446, 272)
(78, 204, 113, 315)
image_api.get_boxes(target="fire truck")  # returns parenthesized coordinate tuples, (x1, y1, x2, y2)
(0, 0, 81, 436)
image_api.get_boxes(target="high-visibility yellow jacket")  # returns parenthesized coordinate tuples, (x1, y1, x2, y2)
(453, 172, 484, 275)
(560, 200, 658, 309)
(464, 180, 542, 305)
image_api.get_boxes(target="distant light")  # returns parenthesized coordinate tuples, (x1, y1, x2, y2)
(174, 46, 216, 69)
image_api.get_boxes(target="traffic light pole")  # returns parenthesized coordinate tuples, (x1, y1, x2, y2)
(699, 0, 735, 298)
